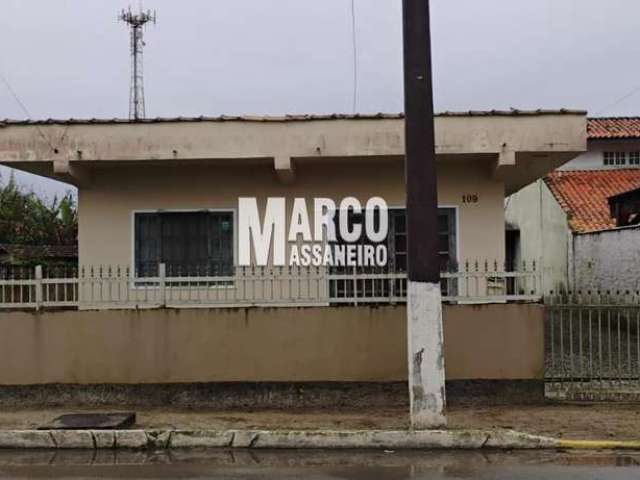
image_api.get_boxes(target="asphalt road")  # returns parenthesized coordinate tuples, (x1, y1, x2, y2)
(0, 450, 638, 479)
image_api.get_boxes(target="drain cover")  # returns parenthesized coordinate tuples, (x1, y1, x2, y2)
(38, 412, 136, 430)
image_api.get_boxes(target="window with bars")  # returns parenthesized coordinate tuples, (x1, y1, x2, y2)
(329, 207, 457, 300)
(388, 210, 407, 272)
(386, 208, 457, 272)
(134, 211, 234, 277)
(630, 152, 640, 165)
(330, 207, 457, 272)
(436, 208, 457, 272)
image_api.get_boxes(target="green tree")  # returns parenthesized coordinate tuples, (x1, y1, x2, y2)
(0, 172, 77, 245)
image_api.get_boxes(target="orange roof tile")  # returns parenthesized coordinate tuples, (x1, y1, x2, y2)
(544, 169, 640, 233)
(588, 117, 640, 139)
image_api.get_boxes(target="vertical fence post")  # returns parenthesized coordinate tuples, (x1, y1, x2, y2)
(352, 265, 358, 307)
(159, 263, 166, 307)
(34, 265, 43, 311)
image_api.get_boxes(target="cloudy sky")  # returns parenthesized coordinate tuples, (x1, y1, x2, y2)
(0, 0, 638, 198)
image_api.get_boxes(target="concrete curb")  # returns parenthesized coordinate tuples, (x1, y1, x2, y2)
(0, 429, 557, 450)
(6, 429, 640, 451)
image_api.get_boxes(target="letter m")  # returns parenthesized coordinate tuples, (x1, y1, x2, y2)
(238, 198, 286, 266)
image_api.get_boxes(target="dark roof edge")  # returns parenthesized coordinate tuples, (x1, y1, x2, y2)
(575, 223, 640, 235)
(0, 109, 587, 127)
(588, 116, 640, 120)
(547, 168, 640, 174)
(588, 136, 640, 140)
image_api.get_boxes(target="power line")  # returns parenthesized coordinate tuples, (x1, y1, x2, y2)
(0, 70, 55, 151)
(594, 85, 640, 116)
(350, 0, 358, 114)
(0, 71, 35, 120)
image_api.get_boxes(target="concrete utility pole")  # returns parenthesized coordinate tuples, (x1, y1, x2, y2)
(401, 0, 447, 428)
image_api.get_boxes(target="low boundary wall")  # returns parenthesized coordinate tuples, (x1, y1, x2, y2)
(0, 304, 543, 385)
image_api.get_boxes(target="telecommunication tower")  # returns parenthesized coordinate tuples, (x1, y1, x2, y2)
(119, 7, 156, 120)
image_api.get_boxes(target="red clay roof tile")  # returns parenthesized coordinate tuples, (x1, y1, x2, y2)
(544, 170, 640, 233)
(588, 117, 640, 140)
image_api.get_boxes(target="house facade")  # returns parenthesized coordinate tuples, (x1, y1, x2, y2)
(0, 110, 585, 390)
(506, 117, 640, 293)
(1, 111, 584, 279)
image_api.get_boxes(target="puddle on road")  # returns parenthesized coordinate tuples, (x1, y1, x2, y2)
(0, 448, 639, 468)
(0, 450, 639, 480)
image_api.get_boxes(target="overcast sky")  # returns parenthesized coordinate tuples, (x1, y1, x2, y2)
(1, 0, 638, 198)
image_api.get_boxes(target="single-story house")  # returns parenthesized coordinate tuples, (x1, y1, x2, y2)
(0, 111, 585, 279)
(0, 110, 585, 392)
(506, 169, 640, 293)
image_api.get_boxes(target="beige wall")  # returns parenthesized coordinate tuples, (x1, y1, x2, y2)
(506, 180, 572, 292)
(78, 158, 505, 268)
(0, 304, 544, 384)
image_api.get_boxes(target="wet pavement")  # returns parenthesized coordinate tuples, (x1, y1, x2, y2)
(3, 403, 640, 441)
(0, 449, 638, 479)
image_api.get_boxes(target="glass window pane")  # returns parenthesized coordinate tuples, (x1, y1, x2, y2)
(395, 235, 407, 253)
(438, 234, 449, 253)
(395, 254, 407, 272)
(437, 214, 449, 232)
(135, 211, 234, 278)
(394, 212, 406, 232)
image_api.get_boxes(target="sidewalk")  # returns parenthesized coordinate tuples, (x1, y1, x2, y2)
(0, 402, 638, 441)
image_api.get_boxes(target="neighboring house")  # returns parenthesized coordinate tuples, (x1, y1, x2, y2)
(561, 117, 640, 171)
(0, 244, 77, 267)
(506, 117, 640, 293)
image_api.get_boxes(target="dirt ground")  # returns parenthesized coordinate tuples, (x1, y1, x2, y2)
(0, 402, 639, 441)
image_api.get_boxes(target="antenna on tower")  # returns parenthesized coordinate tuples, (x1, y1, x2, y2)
(119, 6, 156, 120)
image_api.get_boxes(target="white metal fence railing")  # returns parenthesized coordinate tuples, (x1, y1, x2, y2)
(0, 261, 541, 311)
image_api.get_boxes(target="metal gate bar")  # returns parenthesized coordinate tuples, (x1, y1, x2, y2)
(545, 292, 640, 399)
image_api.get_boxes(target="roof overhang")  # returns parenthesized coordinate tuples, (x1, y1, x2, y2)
(0, 112, 587, 195)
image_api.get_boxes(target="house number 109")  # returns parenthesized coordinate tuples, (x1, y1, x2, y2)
(462, 194, 479, 203)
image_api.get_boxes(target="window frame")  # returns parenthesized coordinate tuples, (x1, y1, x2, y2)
(604, 151, 627, 166)
(328, 204, 459, 301)
(435, 206, 459, 271)
(385, 205, 459, 272)
(130, 204, 461, 281)
(131, 208, 237, 282)
(329, 204, 459, 271)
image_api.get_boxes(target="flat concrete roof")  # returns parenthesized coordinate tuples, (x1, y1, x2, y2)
(0, 109, 586, 126)
(0, 111, 587, 195)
